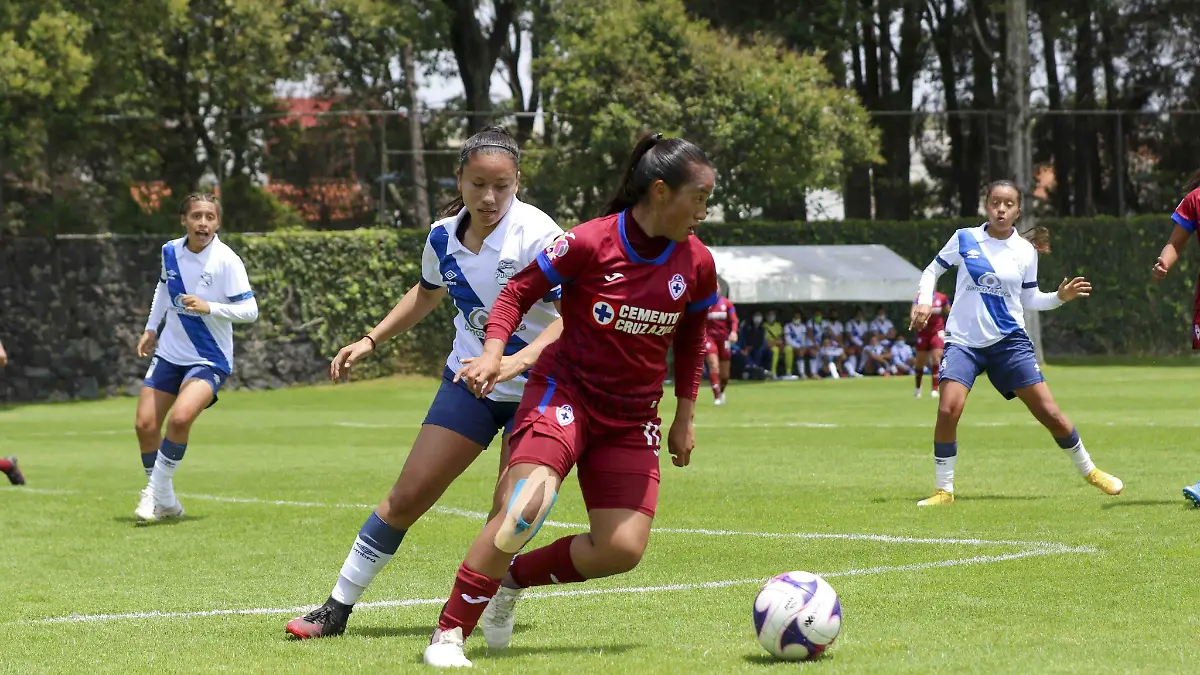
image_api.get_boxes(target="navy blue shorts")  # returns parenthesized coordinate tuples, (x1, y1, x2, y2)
(940, 331, 1045, 400)
(143, 356, 228, 405)
(422, 368, 519, 447)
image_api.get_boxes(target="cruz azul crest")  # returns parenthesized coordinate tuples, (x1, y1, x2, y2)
(668, 273, 687, 301)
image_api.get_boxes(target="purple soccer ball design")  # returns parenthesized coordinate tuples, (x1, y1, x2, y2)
(752, 571, 842, 660)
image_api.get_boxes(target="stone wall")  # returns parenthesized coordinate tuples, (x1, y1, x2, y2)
(0, 236, 328, 403)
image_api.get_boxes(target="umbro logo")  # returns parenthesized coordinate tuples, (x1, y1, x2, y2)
(460, 594, 491, 604)
(604, 273, 624, 282)
(444, 270, 458, 280)
(965, 249, 981, 259)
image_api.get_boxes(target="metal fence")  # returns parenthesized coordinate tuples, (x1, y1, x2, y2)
(5, 107, 1198, 236)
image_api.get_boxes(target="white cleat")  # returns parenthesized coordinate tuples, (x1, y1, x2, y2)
(134, 487, 185, 523)
(480, 586, 522, 649)
(713, 396, 724, 406)
(931, 389, 940, 399)
(424, 627, 473, 668)
(914, 388, 922, 398)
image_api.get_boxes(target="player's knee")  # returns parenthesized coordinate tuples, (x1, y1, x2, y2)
(381, 481, 432, 525)
(494, 466, 559, 554)
(594, 532, 646, 574)
(936, 398, 963, 421)
(166, 409, 197, 436)
(134, 414, 158, 438)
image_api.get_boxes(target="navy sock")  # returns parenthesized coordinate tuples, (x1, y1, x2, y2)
(1054, 427, 1081, 450)
(141, 450, 158, 477)
(159, 438, 187, 461)
(934, 441, 957, 458)
(360, 512, 406, 554)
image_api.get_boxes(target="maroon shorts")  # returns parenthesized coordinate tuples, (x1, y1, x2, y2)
(1193, 283, 1200, 350)
(916, 331, 945, 351)
(508, 375, 661, 517)
(704, 336, 732, 361)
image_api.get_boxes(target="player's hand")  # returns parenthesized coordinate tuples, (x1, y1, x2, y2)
(179, 295, 210, 314)
(458, 353, 525, 394)
(330, 337, 375, 381)
(455, 352, 503, 398)
(909, 304, 931, 331)
(1152, 256, 1171, 281)
(137, 330, 157, 358)
(1056, 276, 1092, 302)
(0, 345, 7, 367)
(729, 332, 738, 344)
(667, 417, 694, 467)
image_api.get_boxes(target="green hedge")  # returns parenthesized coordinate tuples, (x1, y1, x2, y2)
(698, 215, 1194, 356)
(221, 214, 1192, 380)
(225, 229, 457, 379)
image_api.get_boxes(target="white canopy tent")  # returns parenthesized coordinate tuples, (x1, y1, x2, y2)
(709, 245, 924, 304)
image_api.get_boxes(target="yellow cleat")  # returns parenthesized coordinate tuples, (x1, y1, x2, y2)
(917, 489, 954, 506)
(1085, 468, 1123, 495)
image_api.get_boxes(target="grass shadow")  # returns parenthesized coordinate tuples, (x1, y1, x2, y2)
(353, 623, 532, 640)
(1102, 498, 1192, 509)
(870, 494, 1048, 504)
(114, 515, 207, 526)
(481, 643, 638, 661)
(742, 651, 834, 666)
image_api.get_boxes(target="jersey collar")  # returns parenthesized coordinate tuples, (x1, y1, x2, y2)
(446, 197, 517, 255)
(618, 210, 675, 265)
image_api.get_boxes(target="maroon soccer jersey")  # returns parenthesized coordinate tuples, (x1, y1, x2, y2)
(705, 296, 738, 343)
(487, 210, 719, 415)
(1172, 187, 1200, 236)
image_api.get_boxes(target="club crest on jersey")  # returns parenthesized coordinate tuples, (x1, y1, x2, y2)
(592, 300, 616, 326)
(556, 405, 575, 426)
(495, 259, 517, 285)
(668, 273, 687, 300)
(199, 272, 214, 287)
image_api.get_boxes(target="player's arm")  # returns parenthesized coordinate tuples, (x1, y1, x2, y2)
(1020, 253, 1089, 311)
(200, 256, 259, 323)
(913, 236, 960, 330)
(138, 251, 170, 357)
(1153, 224, 1192, 280)
(0, 339, 7, 367)
(669, 256, 720, 468)
(727, 305, 739, 343)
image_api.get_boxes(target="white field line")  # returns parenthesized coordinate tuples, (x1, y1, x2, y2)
(330, 420, 1157, 430)
(4, 489, 1084, 551)
(23, 544, 1091, 625)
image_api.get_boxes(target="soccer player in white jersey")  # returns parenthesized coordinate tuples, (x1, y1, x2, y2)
(286, 126, 566, 640)
(134, 193, 259, 522)
(910, 180, 1123, 506)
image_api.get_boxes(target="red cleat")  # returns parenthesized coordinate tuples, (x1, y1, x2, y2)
(2, 456, 24, 486)
(285, 600, 351, 639)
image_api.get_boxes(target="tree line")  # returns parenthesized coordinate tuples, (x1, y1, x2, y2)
(2, 0, 1197, 234)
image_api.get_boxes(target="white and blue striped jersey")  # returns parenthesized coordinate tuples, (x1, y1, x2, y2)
(420, 197, 563, 403)
(783, 320, 809, 348)
(891, 341, 915, 364)
(918, 223, 1062, 348)
(145, 235, 258, 374)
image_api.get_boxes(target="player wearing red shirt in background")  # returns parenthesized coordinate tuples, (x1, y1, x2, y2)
(423, 134, 719, 668)
(704, 291, 738, 405)
(1149, 171, 1200, 507)
(913, 291, 950, 399)
(0, 338, 24, 486)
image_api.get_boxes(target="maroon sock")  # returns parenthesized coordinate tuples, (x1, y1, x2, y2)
(915, 370, 923, 389)
(437, 563, 502, 637)
(0, 458, 12, 472)
(510, 535, 587, 588)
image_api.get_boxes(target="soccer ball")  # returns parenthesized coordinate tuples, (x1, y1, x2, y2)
(752, 571, 842, 660)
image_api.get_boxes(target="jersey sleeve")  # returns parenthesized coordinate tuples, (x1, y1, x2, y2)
(1173, 191, 1200, 233)
(933, 233, 962, 269)
(1021, 251, 1040, 290)
(222, 254, 255, 302)
(534, 229, 594, 287)
(420, 233, 444, 290)
(526, 221, 566, 303)
(684, 247, 720, 314)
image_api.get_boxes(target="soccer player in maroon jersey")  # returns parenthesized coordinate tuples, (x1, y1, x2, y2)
(422, 134, 719, 668)
(1150, 169, 1200, 506)
(703, 290, 738, 404)
(0, 340, 24, 485)
(913, 290, 949, 398)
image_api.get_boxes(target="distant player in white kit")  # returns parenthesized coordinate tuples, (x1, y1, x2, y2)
(134, 193, 259, 522)
(910, 180, 1122, 506)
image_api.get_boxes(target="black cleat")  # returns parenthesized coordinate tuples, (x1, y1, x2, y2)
(3, 456, 24, 486)
(285, 598, 352, 639)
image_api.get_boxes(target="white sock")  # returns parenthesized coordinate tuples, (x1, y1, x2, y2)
(935, 456, 955, 492)
(330, 519, 405, 605)
(148, 457, 181, 505)
(809, 358, 819, 375)
(1060, 437, 1095, 476)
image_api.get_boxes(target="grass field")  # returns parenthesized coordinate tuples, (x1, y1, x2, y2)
(2, 366, 1199, 674)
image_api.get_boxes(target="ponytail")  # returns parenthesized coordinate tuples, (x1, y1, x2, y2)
(600, 132, 712, 217)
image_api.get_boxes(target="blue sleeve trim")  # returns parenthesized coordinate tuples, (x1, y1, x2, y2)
(226, 290, 255, 302)
(536, 251, 567, 287)
(1021, 281, 1038, 289)
(1172, 210, 1197, 233)
(686, 291, 719, 313)
(419, 277, 442, 290)
(934, 255, 952, 269)
(543, 287, 563, 303)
